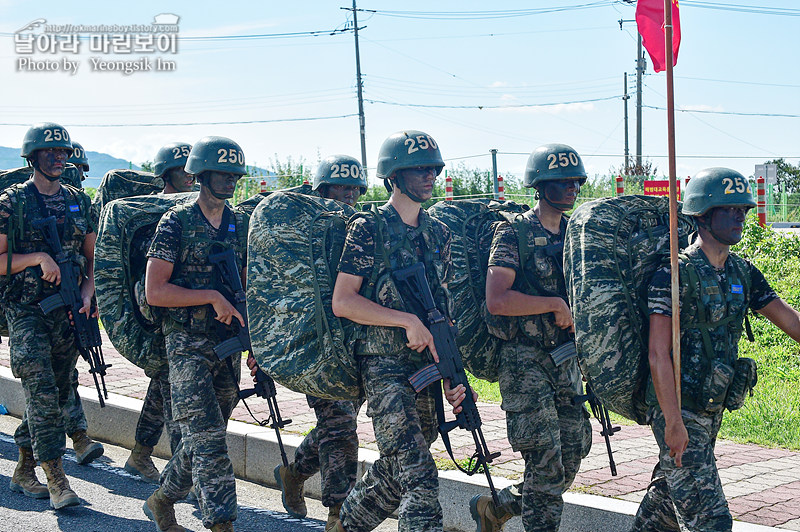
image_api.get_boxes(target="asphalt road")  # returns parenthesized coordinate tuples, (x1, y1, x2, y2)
(0, 414, 397, 532)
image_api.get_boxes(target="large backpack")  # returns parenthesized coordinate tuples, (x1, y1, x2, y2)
(0, 164, 82, 191)
(94, 192, 197, 376)
(427, 199, 530, 382)
(247, 191, 360, 400)
(236, 184, 312, 217)
(92, 169, 164, 214)
(564, 195, 695, 424)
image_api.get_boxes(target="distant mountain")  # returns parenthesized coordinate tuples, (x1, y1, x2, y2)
(0, 146, 274, 189)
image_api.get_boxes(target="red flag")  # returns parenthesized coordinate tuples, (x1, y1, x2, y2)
(636, 0, 681, 73)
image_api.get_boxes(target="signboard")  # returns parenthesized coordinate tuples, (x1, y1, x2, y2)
(754, 163, 778, 186)
(644, 179, 680, 196)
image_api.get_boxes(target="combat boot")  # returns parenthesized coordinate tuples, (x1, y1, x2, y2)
(326, 504, 343, 530)
(9, 446, 49, 499)
(125, 442, 161, 484)
(69, 430, 104, 465)
(210, 522, 234, 532)
(40, 457, 80, 509)
(470, 494, 513, 532)
(274, 463, 309, 518)
(326, 519, 347, 532)
(143, 487, 186, 532)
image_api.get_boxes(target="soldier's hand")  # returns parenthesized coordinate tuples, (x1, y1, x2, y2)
(665, 419, 689, 468)
(212, 291, 245, 327)
(246, 352, 259, 379)
(444, 378, 477, 415)
(552, 298, 575, 332)
(38, 253, 60, 285)
(405, 314, 438, 362)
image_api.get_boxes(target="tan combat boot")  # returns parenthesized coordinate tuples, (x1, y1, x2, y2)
(69, 430, 104, 465)
(470, 494, 513, 532)
(125, 442, 161, 484)
(9, 446, 49, 499)
(40, 457, 80, 510)
(325, 504, 343, 531)
(274, 463, 309, 518)
(143, 487, 186, 532)
(210, 522, 234, 532)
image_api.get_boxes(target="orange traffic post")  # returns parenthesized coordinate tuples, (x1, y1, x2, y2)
(445, 171, 453, 201)
(260, 178, 267, 193)
(497, 175, 505, 201)
(615, 174, 624, 196)
(757, 176, 766, 227)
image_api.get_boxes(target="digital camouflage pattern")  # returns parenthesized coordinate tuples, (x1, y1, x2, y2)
(7, 304, 78, 462)
(631, 408, 730, 531)
(236, 183, 312, 217)
(0, 164, 83, 192)
(62, 368, 88, 435)
(92, 169, 164, 215)
(159, 330, 240, 528)
(94, 192, 197, 376)
(135, 370, 181, 452)
(246, 190, 360, 401)
(489, 209, 592, 531)
(294, 396, 361, 507)
(427, 199, 529, 381)
(340, 354, 441, 532)
(564, 195, 695, 423)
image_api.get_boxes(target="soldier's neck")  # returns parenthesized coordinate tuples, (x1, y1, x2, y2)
(32, 171, 61, 195)
(196, 191, 227, 229)
(696, 230, 730, 269)
(387, 194, 421, 227)
(533, 201, 564, 234)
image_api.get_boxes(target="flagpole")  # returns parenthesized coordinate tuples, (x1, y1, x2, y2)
(663, 0, 681, 410)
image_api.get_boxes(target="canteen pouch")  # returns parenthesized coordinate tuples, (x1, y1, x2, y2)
(725, 357, 758, 412)
(700, 359, 735, 414)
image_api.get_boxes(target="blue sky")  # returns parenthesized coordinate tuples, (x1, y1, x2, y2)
(0, 1, 797, 189)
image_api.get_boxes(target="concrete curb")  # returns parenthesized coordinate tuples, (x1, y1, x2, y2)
(0, 367, 781, 532)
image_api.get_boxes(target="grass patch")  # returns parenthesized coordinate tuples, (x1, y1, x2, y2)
(434, 456, 492, 473)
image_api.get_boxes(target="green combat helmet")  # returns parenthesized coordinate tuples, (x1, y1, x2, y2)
(523, 143, 587, 189)
(313, 154, 367, 195)
(21, 122, 72, 160)
(376, 130, 444, 200)
(68, 141, 90, 173)
(153, 142, 192, 177)
(682, 167, 756, 216)
(185, 136, 246, 176)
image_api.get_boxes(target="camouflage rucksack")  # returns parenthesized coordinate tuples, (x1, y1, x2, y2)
(236, 183, 312, 217)
(92, 169, 164, 214)
(0, 164, 83, 191)
(564, 195, 695, 424)
(94, 192, 197, 376)
(427, 199, 530, 381)
(247, 190, 360, 400)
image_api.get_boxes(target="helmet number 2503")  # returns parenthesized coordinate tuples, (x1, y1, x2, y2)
(547, 152, 579, 170)
(404, 135, 438, 154)
(722, 176, 748, 194)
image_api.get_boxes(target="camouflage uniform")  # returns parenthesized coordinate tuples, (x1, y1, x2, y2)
(631, 242, 776, 532)
(338, 205, 452, 532)
(62, 368, 88, 435)
(0, 182, 93, 462)
(488, 210, 592, 531)
(147, 201, 247, 528)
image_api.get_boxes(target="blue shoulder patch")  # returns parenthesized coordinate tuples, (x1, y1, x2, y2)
(228, 223, 236, 232)
(731, 284, 743, 294)
(69, 204, 80, 212)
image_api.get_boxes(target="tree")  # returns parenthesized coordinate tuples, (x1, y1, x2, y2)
(140, 160, 154, 173)
(270, 154, 312, 188)
(609, 158, 660, 186)
(765, 158, 800, 193)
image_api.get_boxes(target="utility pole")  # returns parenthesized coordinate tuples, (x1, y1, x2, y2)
(490, 149, 499, 200)
(623, 72, 630, 173)
(636, 32, 645, 168)
(351, 0, 368, 173)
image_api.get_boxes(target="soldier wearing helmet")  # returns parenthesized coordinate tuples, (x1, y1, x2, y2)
(464, 143, 593, 531)
(143, 136, 248, 532)
(328, 130, 452, 532)
(271, 153, 365, 529)
(123, 142, 193, 486)
(65, 141, 90, 187)
(0, 123, 99, 510)
(632, 168, 800, 531)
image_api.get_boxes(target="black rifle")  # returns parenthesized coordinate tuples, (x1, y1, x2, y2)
(209, 248, 292, 467)
(34, 216, 110, 407)
(393, 262, 503, 508)
(573, 381, 619, 476)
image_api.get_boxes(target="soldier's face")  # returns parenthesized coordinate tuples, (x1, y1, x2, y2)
(167, 167, 195, 192)
(35, 148, 70, 179)
(542, 179, 581, 208)
(398, 166, 437, 202)
(205, 171, 239, 199)
(708, 206, 748, 245)
(324, 184, 361, 207)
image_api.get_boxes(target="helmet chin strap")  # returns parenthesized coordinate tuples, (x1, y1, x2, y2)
(30, 159, 61, 182)
(697, 214, 740, 246)
(200, 174, 234, 200)
(538, 185, 574, 212)
(393, 174, 426, 203)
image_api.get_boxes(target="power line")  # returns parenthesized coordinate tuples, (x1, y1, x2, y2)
(366, 95, 620, 109)
(643, 104, 800, 118)
(361, 2, 616, 20)
(680, 1, 800, 16)
(0, 114, 358, 128)
(500, 152, 800, 159)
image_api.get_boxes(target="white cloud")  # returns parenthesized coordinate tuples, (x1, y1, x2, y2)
(490, 81, 508, 88)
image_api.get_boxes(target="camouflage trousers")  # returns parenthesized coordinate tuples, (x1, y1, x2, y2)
(294, 395, 361, 507)
(496, 341, 592, 532)
(340, 353, 441, 532)
(6, 303, 79, 462)
(159, 330, 240, 528)
(63, 368, 88, 434)
(135, 369, 181, 453)
(630, 407, 731, 532)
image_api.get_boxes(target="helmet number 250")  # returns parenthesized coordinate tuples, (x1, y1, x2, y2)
(547, 152, 579, 170)
(43, 128, 69, 143)
(330, 164, 361, 179)
(217, 148, 244, 165)
(172, 145, 191, 159)
(404, 135, 438, 154)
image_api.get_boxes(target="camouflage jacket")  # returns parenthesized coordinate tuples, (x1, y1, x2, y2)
(647, 242, 777, 412)
(488, 210, 571, 349)
(339, 204, 452, 359)
(0, 181, 94, 305)
(148, 200, 248, 335)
